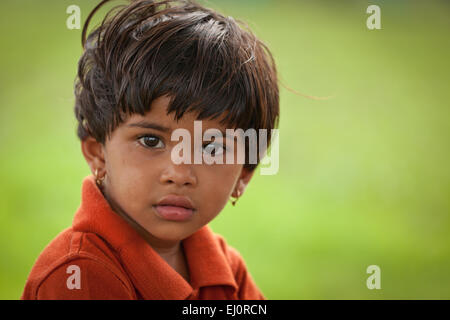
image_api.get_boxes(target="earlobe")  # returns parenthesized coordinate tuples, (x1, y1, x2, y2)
(81, 137, 106, 173)
(240, 167, 255, 185)
(232, 168, 255, 197)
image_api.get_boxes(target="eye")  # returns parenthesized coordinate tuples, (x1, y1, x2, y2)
(203, 142, 227, 156)
(138, 135, 165, 149)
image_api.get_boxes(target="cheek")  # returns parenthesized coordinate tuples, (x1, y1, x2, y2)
(198, 165, 241, 214)
(105, 145, 158, 211)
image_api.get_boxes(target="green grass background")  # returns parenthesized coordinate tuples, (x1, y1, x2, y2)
(0, 0, 449, 299)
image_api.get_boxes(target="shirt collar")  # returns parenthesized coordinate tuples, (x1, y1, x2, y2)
(72, 175, 237, 299)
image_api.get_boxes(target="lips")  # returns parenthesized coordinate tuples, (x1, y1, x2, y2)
(156, 195, 195, 209)
(153, 195, 195, 221)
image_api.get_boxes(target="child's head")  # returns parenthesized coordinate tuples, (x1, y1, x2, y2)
(74, 0, 279, 241)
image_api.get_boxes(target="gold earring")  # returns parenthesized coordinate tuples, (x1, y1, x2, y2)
(231, 189, 241, 206)
(94, 168, 106, 187)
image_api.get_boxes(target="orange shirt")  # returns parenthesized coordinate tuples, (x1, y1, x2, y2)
(21, 175, 265, 300)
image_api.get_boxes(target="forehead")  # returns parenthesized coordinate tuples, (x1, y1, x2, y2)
(123, 95, 231, 132)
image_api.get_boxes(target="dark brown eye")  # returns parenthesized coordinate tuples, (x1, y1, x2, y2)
(203, 143, 216, 155)
(203, 142, 226, 156)
(138, 135, 165, 149)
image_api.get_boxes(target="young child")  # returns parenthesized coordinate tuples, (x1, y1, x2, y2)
(21, 0, 279, 300)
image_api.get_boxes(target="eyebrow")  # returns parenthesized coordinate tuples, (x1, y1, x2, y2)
(204, 129, 237, 141)
(127, 120, 237, 140)
(127, 121, 171, 133)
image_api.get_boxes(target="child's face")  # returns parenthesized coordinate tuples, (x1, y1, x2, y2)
(82, 95, 254, 242)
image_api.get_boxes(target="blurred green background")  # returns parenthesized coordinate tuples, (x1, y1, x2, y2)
(1, 0, 449, 299)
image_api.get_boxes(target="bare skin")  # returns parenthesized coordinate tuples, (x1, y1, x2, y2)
(81, 95, 254, 282)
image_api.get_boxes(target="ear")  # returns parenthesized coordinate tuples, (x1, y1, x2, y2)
(232, 167, 255, 197)
(81, 136, 106, 175)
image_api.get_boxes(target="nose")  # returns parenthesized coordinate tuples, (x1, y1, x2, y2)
(159, 162, 197, 188)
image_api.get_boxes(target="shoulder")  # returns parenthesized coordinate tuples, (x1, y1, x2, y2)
(211, 232, 266, 299)
(212, 232, 247, 273)
(21, 228, 135, 300)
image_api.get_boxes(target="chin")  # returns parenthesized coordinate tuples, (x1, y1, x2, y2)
(148, 223, 196, 242)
